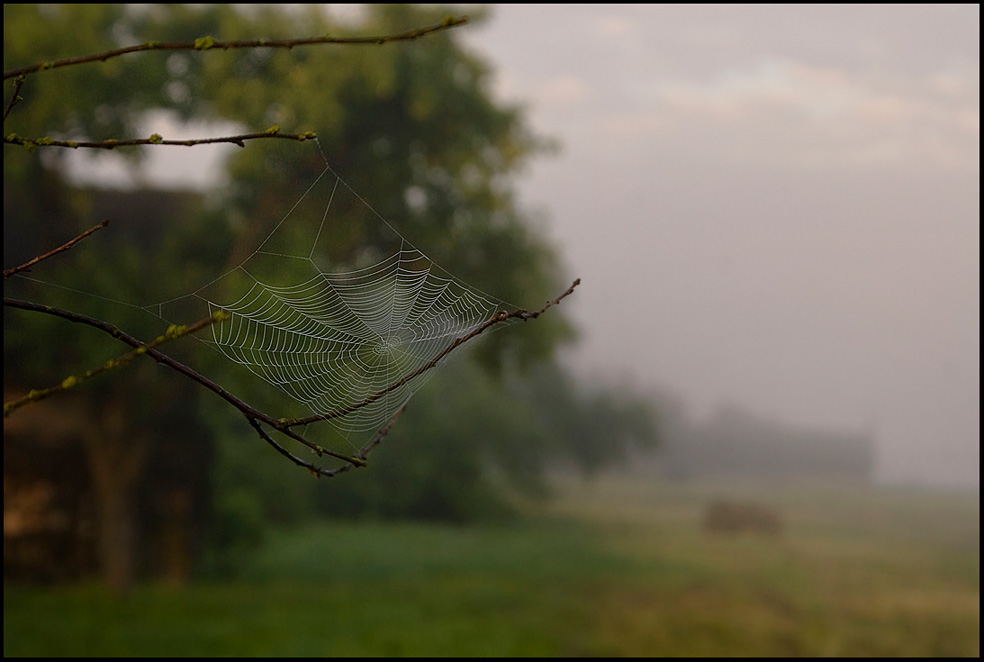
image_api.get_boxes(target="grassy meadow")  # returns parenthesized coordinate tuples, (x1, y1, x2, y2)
(4, 474, 979, 656)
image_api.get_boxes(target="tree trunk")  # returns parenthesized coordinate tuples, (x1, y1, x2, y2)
(156, 487, 194, 585)
(83, 402, 150, 598)
(92, 480, 139, 596)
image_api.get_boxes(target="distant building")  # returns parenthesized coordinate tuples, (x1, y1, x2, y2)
(655, 405, 875, 482)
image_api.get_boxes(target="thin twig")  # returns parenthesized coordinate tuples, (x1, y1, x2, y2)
(4, 129, 317, 152)
(295, 403, 409, 478)
(284, 279, 582, 428)
(4, 75, 26, 122)
(3, 310, 227, 416)
(358, 403, 408, 460)
(247, 418, 342, 478)
(3, 220, 109, 278)
(247, 417, 380, 478)
(3, 16, 469, 80)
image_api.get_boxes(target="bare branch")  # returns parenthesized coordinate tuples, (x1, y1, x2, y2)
(247, 417, 377, 479)
(3, 278, 578, 474)
(284, 279, 582, 428)
(515, 278, 581, 321)
(3, 310, 228, 417)
(3, 297, 366, 470)
(247, 418, 334, 477)
(297, 403, 409, 478)
(4, 128, 317, 152)
(3, 220, 109, 278)
(3, 16, 470, 80)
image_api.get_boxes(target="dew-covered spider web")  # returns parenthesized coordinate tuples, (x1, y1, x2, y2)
(198, 244, 503, 436)
(144, 138, 516, 447)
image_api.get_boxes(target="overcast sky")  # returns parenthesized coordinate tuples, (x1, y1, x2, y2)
(67, 4, 979, 489)
(457, 5, 979, 489)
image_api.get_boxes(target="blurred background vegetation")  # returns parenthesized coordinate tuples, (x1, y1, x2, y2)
(3, 5, 977, 656)
(4, 3, 656, 591)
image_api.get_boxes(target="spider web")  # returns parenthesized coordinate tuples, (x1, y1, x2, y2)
(202, 245, 501, 435)
(151, 139, 512, 445)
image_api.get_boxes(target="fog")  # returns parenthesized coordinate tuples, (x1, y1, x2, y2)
(459, 4, 979, 490)
(64, 5, 979, 490)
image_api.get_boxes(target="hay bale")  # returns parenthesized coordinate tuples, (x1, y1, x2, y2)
(704, 498, 783, 535)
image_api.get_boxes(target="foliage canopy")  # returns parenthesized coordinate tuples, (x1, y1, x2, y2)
(3, 5, 657, 533)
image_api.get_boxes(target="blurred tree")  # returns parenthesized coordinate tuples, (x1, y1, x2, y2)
(3, 4, 656, 590)
(127, 3, 573, 365)
(2, 4, 477, 593)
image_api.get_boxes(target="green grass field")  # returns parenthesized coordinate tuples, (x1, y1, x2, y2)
(4, 475, 979, 656)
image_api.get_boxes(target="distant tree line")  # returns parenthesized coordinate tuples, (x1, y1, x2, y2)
(652, 403, 874, 483)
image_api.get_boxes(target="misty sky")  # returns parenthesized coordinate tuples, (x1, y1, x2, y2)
(65, 4, 979, 489)
(457, 5, 979, 489)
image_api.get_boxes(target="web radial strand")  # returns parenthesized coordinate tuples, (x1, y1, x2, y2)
(202, 247, 503, 435)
